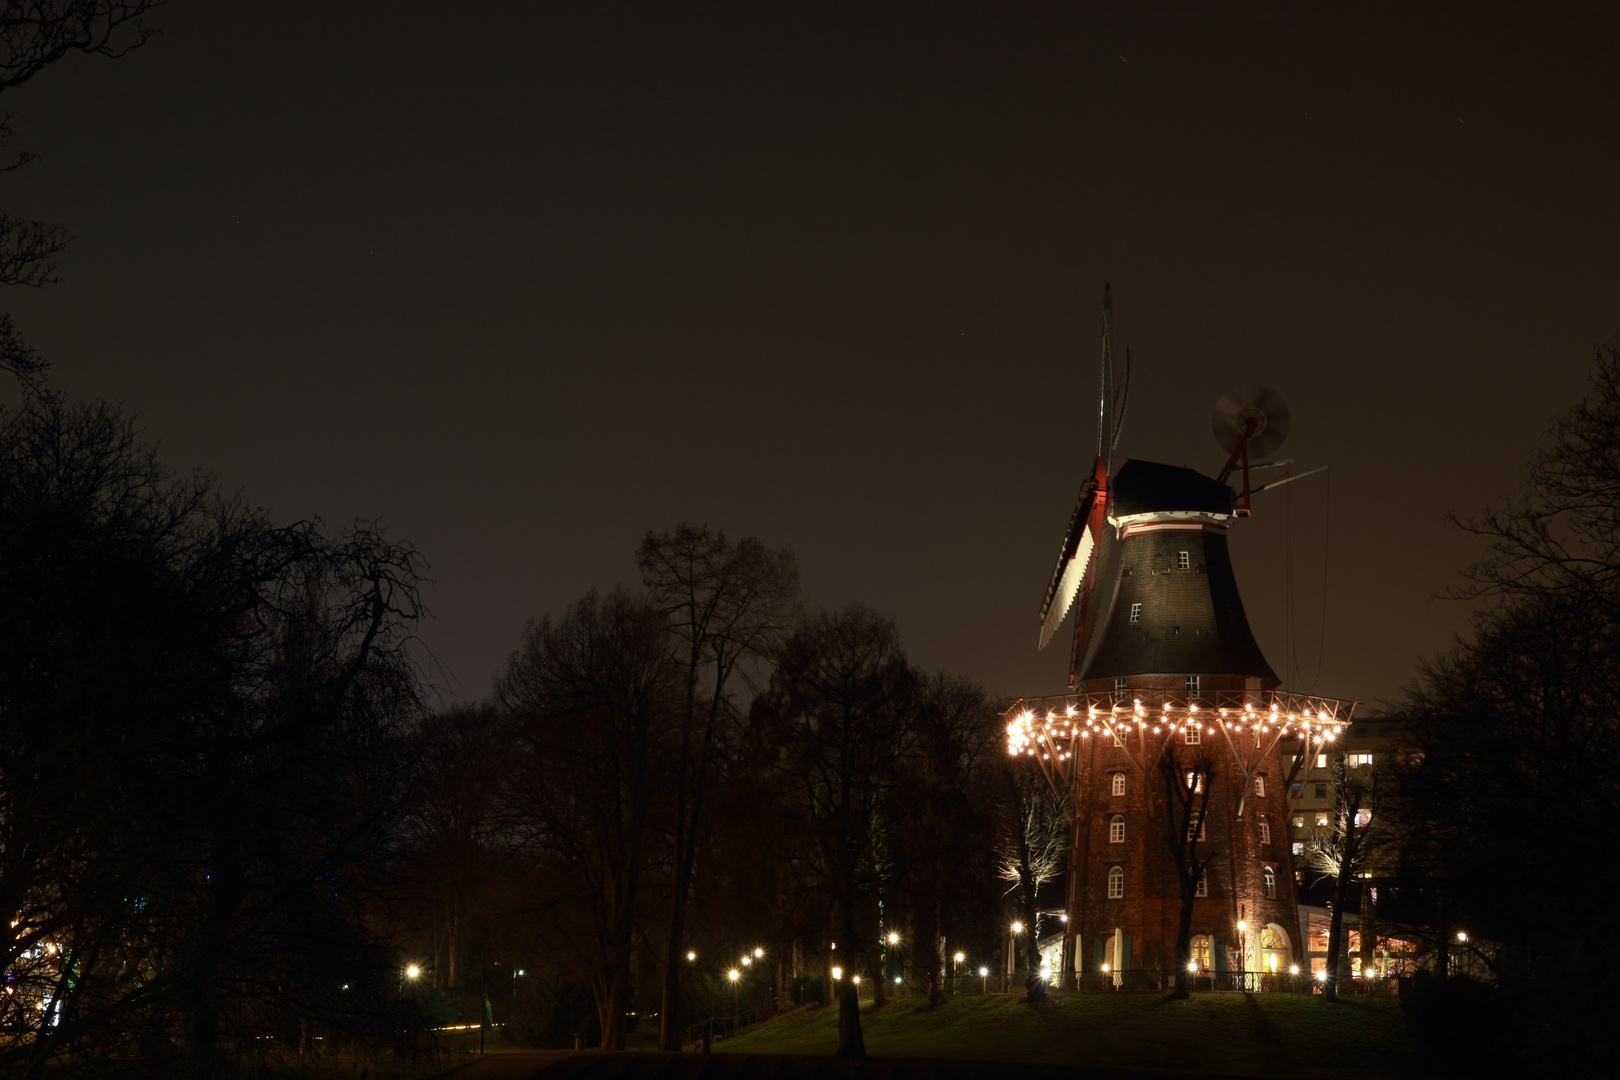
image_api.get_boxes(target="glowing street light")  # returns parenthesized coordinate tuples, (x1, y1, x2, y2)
(1456, 931, 1468, 943)
(754, 947, 764, 957)
(831, 966, 843, 980)
(1011, 921, 1024, 934)
(887, 932, 900, 945)
(742, 956, 752, 966)
(687, 951, 697, 962)
(1188, 961, 1199, 973)
(405, 965, 421, 980)
(1289, 965, 1300, 975)
(728, 969, 740, 982)
(954, 952, 966, 964)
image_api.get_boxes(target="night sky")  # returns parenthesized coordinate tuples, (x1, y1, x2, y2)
(6, 2, 1618, 710)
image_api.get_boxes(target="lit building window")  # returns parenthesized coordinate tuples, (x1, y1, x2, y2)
(1255, 775, 1266, 798)
(1316, 754, 1328, 768)
(1190, 935, 1211, 967)
(1130, 603, 1143, 623)
(1263, 866, 1277, 899)
(1347, 753, 1373, 767)
(1184, 725, 1201, 745)
(1292, 841, 1304, 855)
(1195, 871, 1208, 898)
(1111, 772, 1126, 797)
(1177, 550, 1190, 570)
(1108, 865, 1124, 899)
(1185, 770, 1204, 794)
(1291, 814, 1304, 829)
(1316, 813, 1330, 826)
(1110, 815, 1126, 843)
(1259, 818, 1271, 845)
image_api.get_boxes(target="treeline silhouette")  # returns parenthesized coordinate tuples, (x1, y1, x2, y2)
(0, 396, 1042, 1073)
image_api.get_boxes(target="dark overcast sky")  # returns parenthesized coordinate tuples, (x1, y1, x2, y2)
(5, 2, 1618, 709)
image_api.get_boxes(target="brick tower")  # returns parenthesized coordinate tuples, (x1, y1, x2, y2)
(1010, 293, 1355, 987)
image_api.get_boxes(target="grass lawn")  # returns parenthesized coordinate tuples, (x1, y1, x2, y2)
(716, 990, 1419, 1079)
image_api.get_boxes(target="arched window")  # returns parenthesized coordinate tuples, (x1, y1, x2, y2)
(1189, 935, 1212, 970)
(1107, 865, 1124, 899)
(1110, 815, 1126, 843)
(1263, 865, 1277, 899)
(1259, 924, 1290, 974)
(1111, 772, 1126, 797)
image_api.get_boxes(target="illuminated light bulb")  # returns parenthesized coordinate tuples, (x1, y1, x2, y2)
(954, 952, 966, 963)
(729, 969, 740, 981)
(1101, 964, 1110, 973)
(688, 951, 697, 961)
(1315, 970, 1327, 982)
(978, 967, 988, 977)
(1060, 914, 1069, 923)
(853, 975, 861, 985)
(895, 977, 902, 984)
(1011, 921, 1024, 934)
(742, 956, 751, 966)
(1457, 932, 1468, 943)
(1236, 921, 1248, 932)
(1188, 961, 1198, 972)
(1289, 965, 1300, 975)
(406, 965, 421, 979)
(887, 932, 899, 945)
(831, 966, 842, 980)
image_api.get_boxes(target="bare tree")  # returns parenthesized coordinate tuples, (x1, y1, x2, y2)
(1303, 750, 1383, 1002)
(637, 524, 798, 1050)
(1158, 748, 1217, 999)
(0, 2, 166, 386)
(496, 589, 679, 1051)
(996, 756, 1067, 1001)
(753, 606, 919, 1060)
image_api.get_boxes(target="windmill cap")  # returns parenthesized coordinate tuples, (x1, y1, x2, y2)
(1109, 460, 1235, 518)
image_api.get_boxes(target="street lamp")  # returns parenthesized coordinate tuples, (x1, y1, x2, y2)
(831, 966, 843, 981)
(728, 969, 739, 982)
(755, 947, 764, 957)
(954, 951, 965, 964)
(687, 951, 697, 962)
(978, 966, 988, 993)
(1456, 931, 1468, 943)
(405, 965, 421, 980)
(887, 932, 900, 945)
(1011, 921, 1024, 934)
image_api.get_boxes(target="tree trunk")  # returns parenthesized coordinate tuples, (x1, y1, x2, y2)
(1324, 799, 1361, 1003)
(1022, 881, 1045, 1001)
(1172, 880, 1195, 999)
(832, 903, 866, 1059)
(1360, 883, 1377, 980)
(657, 906, 687, 1050)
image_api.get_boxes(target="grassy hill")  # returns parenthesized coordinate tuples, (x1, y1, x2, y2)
(715, 991, 1419, 1079)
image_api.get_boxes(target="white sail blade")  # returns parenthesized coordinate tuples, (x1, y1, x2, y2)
(1038, 528, 1096, 650)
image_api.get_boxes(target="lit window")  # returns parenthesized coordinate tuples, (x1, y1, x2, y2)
(1255, 775, 1266, 798)
(1354, 809, 1372, 828)
(1177, 551, 1190, 570)
(1195, 871, 1208, 898)
(1316, 813, 1329, 826)
(1184, 725, 1201, 745)
(1190, 935, 1211, 967)
(1292, 842, 1304, 855)
(1130, 603, 1143, 623)
(1291, 815, 1304, 829)
(1264, 866, 1277, 899)
(1347, 753, 1373, 767)
(1316, 754, 1328, 768)
(1185, 770, 1204, 793)
(1107, 866, 1124, 899)
(1111, 772, 1126, 797)
(1259, 818, 1271, 845)
(1110, 815, 1126, 843)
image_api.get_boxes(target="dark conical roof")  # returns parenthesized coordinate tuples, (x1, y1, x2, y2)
(1108, 459, 1235, 519)
(1074, 460, 1277, 685)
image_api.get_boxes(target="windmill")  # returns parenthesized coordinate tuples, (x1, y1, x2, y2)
(1037, 287, 1131, 689)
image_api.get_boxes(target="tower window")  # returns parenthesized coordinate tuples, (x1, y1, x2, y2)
(1196, 870, 1208, 898)
(1185, 675, 1200, 692)
(1107, 866, 1124, 899)
(1187, 815, 1206, 842)
(1110, 815, 1126, 844)
(1111, 772, 1126, 797)
(1255, 775, 1267, 798)
(1185, 771, 1204, 794)
(1177, 551, 1190, 570)
(1263, 865, 1277, 899)
(1184, 725, 1201, 745)
(1259, 818, 1271, 845)
(1129, 603, 1142, 623)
